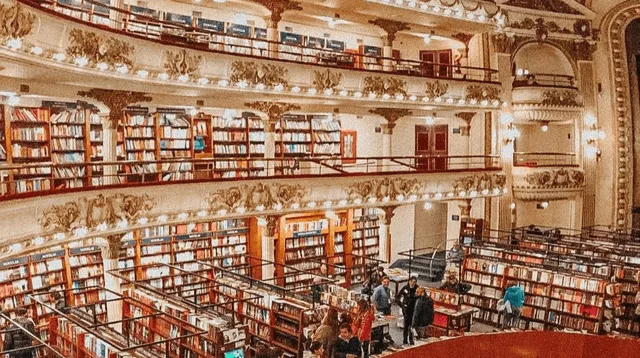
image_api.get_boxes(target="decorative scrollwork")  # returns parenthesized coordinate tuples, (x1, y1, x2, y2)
(66, 29, 134, 67)
(313, 69, 343, 92)
(522, 168, 585, 188)
(230, 61, 289, 88)
(78, 89, 152, 129)
(0, 3, 35, 40)
(347, 178, 423, 202)
(425, 81, 449, 98)
(453, 173, 507, 193)
(363, 76, 407, 97)
(465, 85, 501, 102)
(541, 90, 580, 107)
(207, 183, 307, 212)
(39, 194, 155, 233)
(164, 49, 202, 77)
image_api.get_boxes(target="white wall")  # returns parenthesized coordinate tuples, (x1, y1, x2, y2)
(515, 124, 575, 154)
(394, 34, 465, 62)
(389, 205, 415, 263)
(513, 43, 574, 76)
(515, 200, 577, 229)
(414, 202, 448, 250)
(340, 114, 384, 157)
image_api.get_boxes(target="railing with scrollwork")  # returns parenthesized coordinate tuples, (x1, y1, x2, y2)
(20, 0, 499, 83)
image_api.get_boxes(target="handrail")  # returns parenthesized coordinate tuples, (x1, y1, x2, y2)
(512, 72, 577, 89)
(513, 152, 577, 167)
(21, 0, 499, 83)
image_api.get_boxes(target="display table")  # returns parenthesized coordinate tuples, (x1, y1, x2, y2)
(423, 288, 477, 338)
(371, 315, 393, 355)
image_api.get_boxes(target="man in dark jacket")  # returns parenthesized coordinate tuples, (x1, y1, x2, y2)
(333, 323, 362, 358)
(412, 287, 434, 340)
(395, 276, 418, 345)
(4, 307, 36, 358)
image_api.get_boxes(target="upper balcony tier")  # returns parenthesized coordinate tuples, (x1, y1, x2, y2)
(0, 1, 504, 112)
(512, 73, 583, 124)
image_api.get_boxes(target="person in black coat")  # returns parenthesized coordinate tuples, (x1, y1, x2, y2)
(4, 307, 36, 358)
(333, 323, 362, 358)
(395, 276, 418, 345)
(412, 287, 434, 340)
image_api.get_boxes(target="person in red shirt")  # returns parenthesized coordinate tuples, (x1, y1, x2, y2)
(352, 299, 375, 358)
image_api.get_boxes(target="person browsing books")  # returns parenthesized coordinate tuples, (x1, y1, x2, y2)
(309, 340, 324, 357)
(313, 308, 339, 357)
(352, 299, 375, 358)
(439, 272, 471, 294)
(4, 307, 36, 358)
(395, 276, 418, 345)
(371, 277, 392, 315)
(502, 281, 525, 329)
(333, 323, 362, 358)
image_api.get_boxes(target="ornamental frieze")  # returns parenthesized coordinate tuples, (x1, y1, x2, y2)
(453, 173, 506, 193)
(164, 49, 202, 77)
(66, 29, 135, 67)
(39, 194, 155, 233)
(347, 178, 421, 202)
(206, 183, 307, 213)
(0, 3, 36, 40)
(520, 168, 584, 188)
(313, 69, 343, 92)
(230, 61, 288, 87)
(425, 80, 449, 99)
(465, 85, 501, 102)
(363, 76, 407, 97)
(541, 90, 580, 107)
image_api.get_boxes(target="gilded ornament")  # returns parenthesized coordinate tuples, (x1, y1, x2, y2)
(250, 0, 302, 23)
(491, 33, 518, 54)
(347, 178, 422, 202)
(368, 18, 410, 44)
(369, 108, 412, 134)
(206, 183, 307, 212)
(0, 3, 35, 40)
(425, 81, 449, 99)
(453, 173, 506, 193)
(465, 85, 501, 102)
(522, 168, 584, 188)
(39, 194, 155, 233)
(244, 101, 300, 131)
(66, 29, 134, 67)
(164, 49, 202, 77)
(504, 0, 581, 15)
(541, 90, 580, 107)
(78, 89, 152, 129)
(230, 61, 289, 87)
(313, 69, 343, 92)
(363, 76, 407, 97)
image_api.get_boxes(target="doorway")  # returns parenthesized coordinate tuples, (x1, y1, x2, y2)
(420, 50, 452, 78)
(415, 125, 448, 170)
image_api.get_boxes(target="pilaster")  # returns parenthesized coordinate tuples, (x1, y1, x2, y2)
(578, 60, 598, 228)
(101, 235, 123, 333)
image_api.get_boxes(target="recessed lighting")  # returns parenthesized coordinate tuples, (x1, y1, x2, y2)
(178, 74, 190, 82)
(218, 79, 229, 87)
(291, 86, 301, 93)
(116, 64, 129, 74)
(52, 53, 66, 61)
(158, 73, 169, 80)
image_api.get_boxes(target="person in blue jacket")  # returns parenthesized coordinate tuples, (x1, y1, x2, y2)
(502, 281, 525, 329)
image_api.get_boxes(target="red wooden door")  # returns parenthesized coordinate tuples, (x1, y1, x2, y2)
(420, 50, 452, 78)
(415, 125, 448, 170)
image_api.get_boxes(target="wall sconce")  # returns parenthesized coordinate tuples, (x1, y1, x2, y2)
(504, 123, 520, 143)
(540, 121, 549, 132)
(585, 117, 605, 159)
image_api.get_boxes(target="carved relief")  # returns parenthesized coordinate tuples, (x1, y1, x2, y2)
(425, 81, 449, 99)
(207, 183, 307, 212)
(0, 3, 36, 40)
(39, 194, 155, 233)
(453, 173, 506, 193)
(363, 76, 407, 97)
(230, 61, 288, 87)
(78, 89, 152, 129)
(504, 0, 581, 15)
(66, 29, 135, 67)
(509, 18, 572, 38)
(465, 85, 501, 102)
(164, 49, 202, 77)
(521, 168, 585, 188)
(244, 101, 300, 131)
(347, 178, 422, 202)
(251, 0, 302, 23)
(541, 90, 580, 107)
(369, 108, 412, 134)
(368, 18, 411, 44)
(313, 69, 343, 92)
(492, 33, 518, 54)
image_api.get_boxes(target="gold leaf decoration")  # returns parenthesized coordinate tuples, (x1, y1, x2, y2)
(363, 76, 407, 97)
(245, 101, 300, 131)
(66, 29, 134, 67)
(313, 69, 343, 91)
(347, 178, 422, 202)
(78, 89, 152, 129)
(164, 49, 202, 77)
(453, 173, 506, 192)
(465, 85, 501, 102)
(230, 61, 289, 87)
(207, 183, 307, 212)
(542, 89, 580, 107)
(0, 3, 36, 40)
(39, 194, 155, 233)
(425, 80, 449, 98)
(522, 168, 584, 188)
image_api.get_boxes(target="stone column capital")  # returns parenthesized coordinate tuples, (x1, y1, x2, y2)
(369, 18, 410, 46)
(78, 89, 151, 129)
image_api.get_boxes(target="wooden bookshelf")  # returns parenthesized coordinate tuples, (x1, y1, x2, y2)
(69, 245, 105, 307)
(460, 218, 485, 244)
(158, 109, 193, 182)
(212, 113, 265, 178)
(89, 111, 104, 187)
(121, 108, 158, 182)
(352, 208, 380, 284)
(50, 109, 88, 189)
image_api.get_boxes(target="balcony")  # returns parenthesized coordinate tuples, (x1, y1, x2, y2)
(512, 73, 583, 124)
(513, 152, 578, 168)
(512, 165, 584, 201)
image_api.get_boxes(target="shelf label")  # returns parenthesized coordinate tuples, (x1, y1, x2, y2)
(165, 12, 192, 25)
(280, 32, 303, 45)
(42, 101, 79, 109)
(197, 18, 224, 33)
(218, 228, 249, 235)
(293, 230, 322, 238)
(0, 256, 29, 267)
(254, 28, 267, 39)
(307, 37, 326, 49)
(156, 107, 186, 114)
(363, 45, 381, 56)
(142, 236, 171, 245)
(70, 245, 101, 255)
(130, 5, 158, 19)
(124, 106, 149, 114)
(326, 40, 345, 52)
(31, 250, 65, 261)
(176, 232, 210, 240)
(227, 23, 251, 37)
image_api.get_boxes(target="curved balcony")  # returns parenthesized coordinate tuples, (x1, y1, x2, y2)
(21, 0, 498, 82)
(512, 73, 583, 124)
(512, 165, 584, 201)
(0, 155, 501, 201)
(513, 152, 578, 168)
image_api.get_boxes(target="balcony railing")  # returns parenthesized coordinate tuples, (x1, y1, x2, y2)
(22, 0, 499, 82)
(513, 152, 577, 167)
(0, 155, 500, 200)
(512, 73, 576, 89)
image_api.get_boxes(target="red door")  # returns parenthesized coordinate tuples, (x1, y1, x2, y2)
(415, 125, 448, 171)
(420, 50, 452, 78)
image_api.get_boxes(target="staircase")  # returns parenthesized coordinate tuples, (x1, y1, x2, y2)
(390, 251, 448, 282)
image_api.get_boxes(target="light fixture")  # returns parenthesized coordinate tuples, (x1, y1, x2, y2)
(52, 52, 66, 62)
(540, 121, 549, 132)
(218, 209, 228, 216)
(218, 79, 229, 87)
(178, 212, 189, 220)
(117, 219, 129, 228)
(96, 222, 108, 232)
(157, 215, 168, 222)
(354, 91, 363, 98)
(7, 38, 22, 50)
(158, 73, 169, 80)
(236, 207, 246, 213)
(424, 202, 433, 210)
(137, 70, 149, 78)
(238, 80, 249, 88)
(308, 88, 318, 95)
(31, 46, 43, 55)
(197, 210, 208, 217)
(539, 201, 549, 209)
(423, 33, 432, 44)
(323, 200, 333, 208)
(256, 204, 265, 212)
(138, 217, 149, 225)
(434, 192, 443, 199)
(257, 217, 268, 227)
(10, 243, 21, 253)
(96, 62, 109, 71)
(274, 83, 285, 92)
(291, 203, 301, 209)
(255, 83, 266, 90)
(53, 233, 65, 241)
(409, 95, 417, 101)
(291, 86, 301, 93)
(7, 96, 19, 106)
(116, 64, 129, 74)
(198, 77, 209, 85)
(469, 190, 478, 197)
(510, 202, 516, 210)
(307, 201, 317, 208)
(34, 237, 45, 246)
(188, 107, 197, 116)
(459, 191, 467, 197)
(339, 199, 348, 206)
(324, 88, 334, 96)
(339, 90, 348, 96)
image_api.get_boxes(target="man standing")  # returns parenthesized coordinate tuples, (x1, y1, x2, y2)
(412, 287, 434, 340)
(371, 277, 392, 315)
(502, 281, 525, 329)
(395, 276, 418, 345)
(333, 323, 362, 358)
(4, 307, 36, 358)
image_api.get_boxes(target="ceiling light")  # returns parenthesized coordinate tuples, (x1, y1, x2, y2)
(96, 62, 108, 71)
(198, 77, 209, 85)
(137, 70, 149, 78)
(31, 46, 43, 55)
(425, 116, 434, 126)
(424, 202, 433, 210)
(423, 34, 431, 44)
(7, 38, 22, 50)
(540, 121, 549, 132)
(158, 73, 169, 80)
(52, 53, 66, 62)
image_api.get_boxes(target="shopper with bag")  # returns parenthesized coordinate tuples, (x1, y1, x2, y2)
(411, 287, 434, 340)
(501, 281, 525, 329)
(395, 276, 418, 345)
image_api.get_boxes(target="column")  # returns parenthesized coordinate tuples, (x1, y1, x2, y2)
(369, 108, 412, 171)
(578, 60, 597, 227)
(267, 19, 279, 60)
(102, 236, 123, 333)
(382, 41, 393, 73)
(369, 19, 410, 72)
(102, 115, 118, 185)
(251, 0, 302, 59)
(495, 52, 515, 232)
(382, 206, 396, 263)
(262, 216, 278, 280)
(263, 120, 276, 177)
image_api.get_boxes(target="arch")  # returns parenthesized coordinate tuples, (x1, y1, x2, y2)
(512, 42, 575, 77)
(600, 0, 640, 228)
(511, 39, 577, 76)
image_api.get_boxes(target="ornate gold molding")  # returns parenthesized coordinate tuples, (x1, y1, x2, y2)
(363, 76, 407, 97)
(382, 206, 396, 226)
(106, 235, 123, 260)
(369, 108, 412, 135)
(491, 33, 519, 54)
(164, 49, 202, 77)
(244, 101, 300, 132)
(251, 0, 302, 23)
(347, 178, 422, 202)
(0, 3, 35, 40)
(504, 0, 581, 15)
(66, 29, 134, 67)
(313, 69, 343, 92)
(453, 173, 507, 193)
(455, 112, 476, 136)
(541, 90, 580, 107)
(78, 89, 152, 129)
(465, 85, 501, 102)
(368, 18, 410, 45)
(425, 80, 449, 99)
(452, 33, 473, 58)
(39, 194, 155, 233)
(509, 17, 572, 41)
(230, 61, 288, 87)
(206, 183, 307, 213)
(521, 168, 584, 188)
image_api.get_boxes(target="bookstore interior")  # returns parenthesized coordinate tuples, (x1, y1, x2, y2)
(0, 0, 640, 357)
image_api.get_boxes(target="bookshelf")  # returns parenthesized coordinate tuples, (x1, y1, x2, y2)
(211, 113, 265, 179)
(459, 218, 485, 244)
(89, 111, 104, 187)
(0, 108, 6, 194)
(122, 109, 158, 182)
(271, 298, 311, 357)
(50, 109, 87, 189)
(352, 208, 380, 284)
(158, 110, 193, 182)
(69, 245, 105, 308)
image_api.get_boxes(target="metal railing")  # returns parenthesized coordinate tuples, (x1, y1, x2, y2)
(22, 0, 499, 82)
(513, 152, 577, 167)
(512, 73, 577, 89)
(0, 155, 501, 200)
